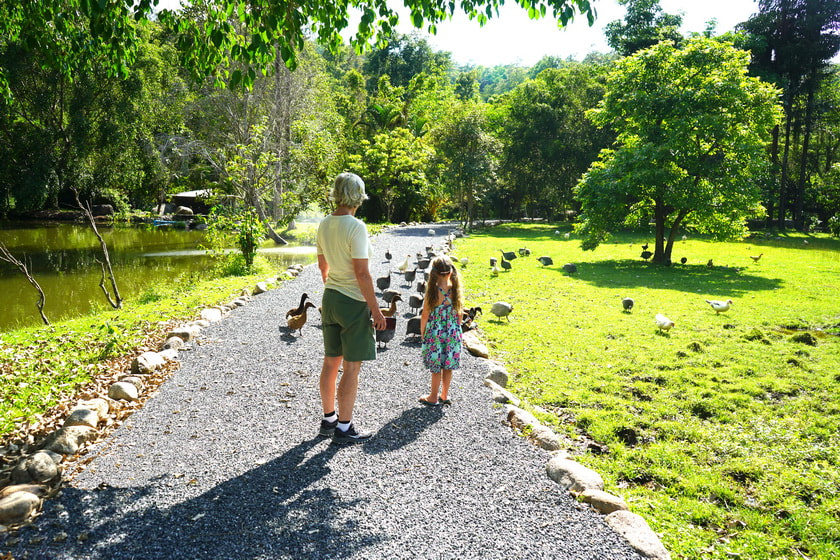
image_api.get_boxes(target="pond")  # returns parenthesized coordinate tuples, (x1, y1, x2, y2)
(0, 222, 316, 332)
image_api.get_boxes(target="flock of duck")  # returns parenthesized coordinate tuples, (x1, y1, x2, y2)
(282, 228, 748, 341)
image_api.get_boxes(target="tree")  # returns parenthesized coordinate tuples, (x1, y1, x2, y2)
(1, 0, 595, 102)
(433, 102, 500, 229)
(604, 0, 684, 56)
(575, 38, 782, 264)
(494, 62, 611, 220)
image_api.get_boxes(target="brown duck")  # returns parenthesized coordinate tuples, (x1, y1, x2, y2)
(379, 294, 402, 317)
(287, 302, 317, 335)
(285, 293, 310, 319)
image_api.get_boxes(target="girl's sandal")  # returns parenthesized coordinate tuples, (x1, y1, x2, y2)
(439, 398, 452, 405)
(419, 398, 440, 406)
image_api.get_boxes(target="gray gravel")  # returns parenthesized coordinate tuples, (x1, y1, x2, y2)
(3, 223, 643, 560)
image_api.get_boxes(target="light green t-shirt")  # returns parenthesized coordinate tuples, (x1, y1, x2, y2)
(316, 214, 373, 302)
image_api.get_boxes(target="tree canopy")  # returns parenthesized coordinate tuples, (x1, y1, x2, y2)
(0, 0, 596, 100)
(575, 37, 783, 263)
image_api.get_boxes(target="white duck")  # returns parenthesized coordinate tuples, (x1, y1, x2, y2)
(705, 299, 733, 314)
(490, 301, 513, 322)
(655, 313, 675, 332)
(397, 254, 411, 273)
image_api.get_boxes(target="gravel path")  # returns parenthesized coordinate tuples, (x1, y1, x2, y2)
(4, 223, 643, 560)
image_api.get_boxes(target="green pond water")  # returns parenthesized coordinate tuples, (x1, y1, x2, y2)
(0, 222, 316, 332)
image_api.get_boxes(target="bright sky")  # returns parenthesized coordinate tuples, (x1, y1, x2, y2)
(156, 0, 763, 66)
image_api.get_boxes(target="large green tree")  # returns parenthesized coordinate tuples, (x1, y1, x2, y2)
(575, 37, 782, 264)
(1, 0, 596, 101)
(604, 0, 683, 57)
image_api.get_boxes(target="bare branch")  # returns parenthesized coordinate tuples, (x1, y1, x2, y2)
(73, 188, 123, 309)
(0, 243, 49, 325)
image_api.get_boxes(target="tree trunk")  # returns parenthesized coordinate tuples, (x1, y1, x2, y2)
(664, 209, 689, 264)
(653, 198, 667, 263)
(795, 76, 817, 230)
(778, 95, 794, 230)
(767, 124, 780, 226)
(254, 198, 288, 245)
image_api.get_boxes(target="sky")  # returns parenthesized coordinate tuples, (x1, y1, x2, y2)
(157, 0, 763, 66)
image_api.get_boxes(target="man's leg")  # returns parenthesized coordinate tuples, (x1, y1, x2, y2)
(320, 355, 342, 414)
(336, 359, 361, 422)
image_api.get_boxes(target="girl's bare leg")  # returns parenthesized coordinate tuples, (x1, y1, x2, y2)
(440, 369, 452, 402)
(423, 371, 441, 403)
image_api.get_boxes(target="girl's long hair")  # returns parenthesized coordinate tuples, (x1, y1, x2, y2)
(423, 255, 463, 318)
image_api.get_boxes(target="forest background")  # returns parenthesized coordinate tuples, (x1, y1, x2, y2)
(1, 0, 839, 239)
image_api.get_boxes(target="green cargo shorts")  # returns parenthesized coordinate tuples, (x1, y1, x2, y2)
(321, 288, 376, 362)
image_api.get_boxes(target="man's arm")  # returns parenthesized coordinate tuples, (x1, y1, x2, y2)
(353, 258, 386, 330)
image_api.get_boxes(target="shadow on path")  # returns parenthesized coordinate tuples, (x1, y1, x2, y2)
(21, 438, 380, 560)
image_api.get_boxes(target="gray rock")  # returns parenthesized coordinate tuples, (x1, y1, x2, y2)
(76, 398, 109, 418)
(41, 426, 98, 456)
(158, 348, 178, 361)
(546, 457, 604, 493)
(484, 379, 520, 406)
(109, 381, 139, 401)
(11, 452, 59, 484)
(63, 407, 99, 429)
(200, 308, 223, 323)
(605, 510, 671, 560)
(187, 319, 210, 329)
(131, 351, 166, 375)
(462, 331, 489, 358)
(580, 489, 629, 515)
(506, 406, 540, 430)
(0, 492, 41, 525)
(285, 268, 300, 278)
(530, 425, 567, 451)
(253, 281, 269, 295)
(118, 376, 144, 390)
(174, 206, 194, 216)
(166, 326, 199, 342)
(486, 362, 509, 387)
(161, 336, 185, 351)
(0, 484, 50, 500)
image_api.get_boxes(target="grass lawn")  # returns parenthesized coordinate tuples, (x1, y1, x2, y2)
(454, 223, 840, 560)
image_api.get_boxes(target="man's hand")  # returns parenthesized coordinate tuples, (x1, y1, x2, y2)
(371, 308, 387, 331)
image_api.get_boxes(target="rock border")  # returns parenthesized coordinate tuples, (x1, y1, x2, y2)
(462, 333, 671, 560)
(0, 266, 303, 535)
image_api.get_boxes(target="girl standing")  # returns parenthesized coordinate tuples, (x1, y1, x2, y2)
(419, 256, 463, 406)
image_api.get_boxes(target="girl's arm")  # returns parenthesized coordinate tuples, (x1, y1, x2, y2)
(420, 303, 430, 338)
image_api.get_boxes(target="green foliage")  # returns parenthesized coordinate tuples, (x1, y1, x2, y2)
(0, 270, 275, 437)
(202, 206, 266, 273)
(604, 0, 684, 56)
(576, 37, 783, 263)
(456, 223, 840, 560)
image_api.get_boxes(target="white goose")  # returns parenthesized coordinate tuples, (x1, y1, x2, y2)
(705, 299, 733, 314)
(655, 314, 675, 332)
(397, 254, 411, 273)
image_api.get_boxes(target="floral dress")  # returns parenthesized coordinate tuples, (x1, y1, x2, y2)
(422, 286, 462, 372)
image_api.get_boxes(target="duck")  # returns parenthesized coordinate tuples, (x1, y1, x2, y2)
(707, 259, 714, 268)
(428, 229, 436, 236)
(562, 263, 577, 274)
(375, 270, 391, 291)
(404, 268, 418, 284)
(563, 232, 571, 240)
(680, 257, 687, 264)
(641, 250, 653, 261)
(622, 297, 634, 312)
(416, 257, 431, 270)
(518, 247, 529, 257)
(416, 281, 426, 294)
(461, 306, 482, 331)
(500, 257, 512, 271)
(537, 256, 553, 266)
(287, 302, 317, 335)
(705, 299, 733, 314)
(460, 257, 469, 268)
(489, 257, 497, 267)
(490, 301, 513, 322)
(749, 253, 763, 263)
(380, 294, 402, 317)
(491, 265, 500, 277)
(285, 292, 310, 319)
(655, 313, 675, 332)
(376, 317, 397, 349)
(385, 249, 392, 261)
(500, 250, 517, 261)
(408, 294, 424, 314)
(642, 243, 649, 251)
(397, 254, 411, 273)
(382, 289, 401, 304)
(405, 316, 422, 338)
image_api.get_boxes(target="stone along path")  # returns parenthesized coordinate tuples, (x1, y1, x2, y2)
(3, 223, 647, 560)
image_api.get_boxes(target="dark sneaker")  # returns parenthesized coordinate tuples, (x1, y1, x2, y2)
(319, 419, 338, 437)
(332, 424, 373, 444)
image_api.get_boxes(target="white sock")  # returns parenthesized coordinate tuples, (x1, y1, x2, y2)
(337, 421, 351, 432)
(324, 412, 338, 423)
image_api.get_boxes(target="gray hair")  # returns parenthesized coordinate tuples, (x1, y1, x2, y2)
(331, 172, 368, 208)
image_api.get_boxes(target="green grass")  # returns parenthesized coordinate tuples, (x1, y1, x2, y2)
(0, 259, 285, 440)
(454, 223, 840, 560)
